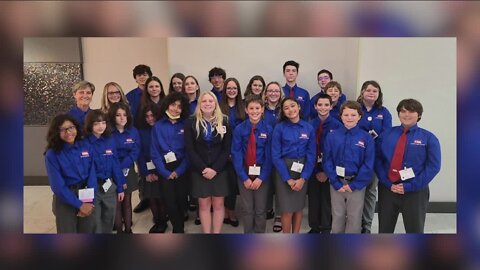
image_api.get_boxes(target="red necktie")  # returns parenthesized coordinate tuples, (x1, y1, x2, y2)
(388, 129, 408, 182)
(245, 126, 256, 168)
(289, 86, 294, 98)
(316, 121, 324, 160)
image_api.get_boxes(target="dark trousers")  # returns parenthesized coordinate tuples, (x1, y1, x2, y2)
(52, 194, 95, 233)
(378, 183, 430, 233)
(307, 177, 332, 232)
(161, 174, 188, 233)
(224, 162, 238, 210)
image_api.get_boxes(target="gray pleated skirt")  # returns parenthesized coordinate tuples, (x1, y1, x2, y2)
(274, 158, 307, 214)
(191, 170, 229, 198)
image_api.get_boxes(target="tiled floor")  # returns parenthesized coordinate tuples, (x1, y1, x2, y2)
(24, 186, 456, 234)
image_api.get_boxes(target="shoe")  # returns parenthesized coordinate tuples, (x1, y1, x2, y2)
(157, 222, 168, 233)
(308, 229, 320, 234)
(273, 216, 282, 233)
(188, 204, 197, 212)
(223, 218, 231, 225)
(229, 219, 239, 227)
(184, 212, 189, 222)
(149, 224, 159, 233)
(124, 229, 133, 233)
(361, 228, 371, 234)
(266, 209, 275, 220)
(133, 200, 150, 213)
(194, 217, 201, 225)
(321, 230, 331, 234)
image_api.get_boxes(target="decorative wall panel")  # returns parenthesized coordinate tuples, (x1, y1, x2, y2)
(23, 63, 82, 125)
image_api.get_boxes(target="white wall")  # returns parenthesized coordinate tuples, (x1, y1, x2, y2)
(82, 37, 169, 109)
(168, 38, 359, 99)
(356, 38, 456, 202)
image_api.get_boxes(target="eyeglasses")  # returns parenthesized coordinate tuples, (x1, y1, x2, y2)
(210, 75, 223, 80)
(318, 76, 330, 81)
(59, 126, 76, 134)
(107, 91, 121, 96)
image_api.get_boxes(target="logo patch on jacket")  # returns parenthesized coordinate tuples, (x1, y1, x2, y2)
(412, 139, 425, 146)
(376, 114, 384, 119)
(299, 133, 309, 139)
(105, 149, 113, 155)
(81, 151, 90, 158)
(178, 129, 184, 134)
(125, 138, 134, 144)
(259, 133, 267, 139)
(297, 96, 304, 101)
(355, 140, 366, 148)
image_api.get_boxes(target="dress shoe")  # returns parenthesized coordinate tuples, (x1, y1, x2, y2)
(133, 200, 150, 213)
(223, 218, 231, 224)
(266, 209, 275, 220)
(229, 219, 239, 227)
(308, 229, 320, 234)
(194, 217, 201, 225)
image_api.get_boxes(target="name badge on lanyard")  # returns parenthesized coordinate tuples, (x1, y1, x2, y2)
(399, 167, 415, 181)
(291, 161, 304, 173)
(146, 161, 156, 170)
(102, 179, 112, 192)
(248, 165, 261, 176)
(164, 151, 177, 163)
(79, 188, 94, 202)
(336, 166, 345, 177)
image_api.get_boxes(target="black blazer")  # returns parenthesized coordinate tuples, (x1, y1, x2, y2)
(184, 116, 232, 173)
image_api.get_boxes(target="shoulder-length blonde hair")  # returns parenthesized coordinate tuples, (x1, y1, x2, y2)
(193, 91, 226, 139)
(101, 82, 129, 113)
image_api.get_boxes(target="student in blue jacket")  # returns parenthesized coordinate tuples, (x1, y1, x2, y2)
(323, 101, 375, 233)
(309, 69, 347, 120)
(324, 81, 345, 122)
(67, 81, 95, 129)
(232, 95, 273, 233)
(182, 75, 201, 116)
(219, 77, 245, 227)
(84, 110, 126, 233)
(108, 102, 141, 233)
(243, 75, 266, 100)
(375, 99, 441, 233)
(307, 94, 342, 234)
(44, 114, 96, 233)
(136, 104, 168, 233)
(356, 80, 392, 234)
(271, 97, 316, 233)
(282, 60, 310, 120)
(151, 92, 190, 233)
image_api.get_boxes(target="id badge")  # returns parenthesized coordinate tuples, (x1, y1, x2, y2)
(122, 168, 129, 177)
(79, 188, 94, 202)
(164, 151, 177, 163)
(102, 179, 112, 192)
(146, 161, 156, 170)
(369, 129, 379, 139)
(336, 166, 345, 177)
(399, 167, 415, 181)
(291, 161, 304, 173)
(248, 165, 261, 176)
(216, 125, 226, 134)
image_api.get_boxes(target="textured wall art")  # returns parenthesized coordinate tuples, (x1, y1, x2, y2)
(24, 63, 82, 125)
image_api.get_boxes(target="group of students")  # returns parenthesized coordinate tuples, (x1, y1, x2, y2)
(44, 61, 441, 234)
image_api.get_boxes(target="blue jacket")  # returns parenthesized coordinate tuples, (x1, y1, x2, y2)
(264, 106, 280, 128)
(86, 134, 126, 193)
(189, 98, 198, 116)
(211, 87, 223, 103)
(151, 118, 189, 178)
(310, 91, 346, 120)
(111, 127, 141, 169)
(309, 115, 343, 173)
(375, 124, 441, 192)
(231, 119, 273, 182)
(45, 140, 97, 209)
(282, 84, 311, 120)
(138, 127, 155, 177)
(228, 105, 244, 132)
(67, 106, 91, 129)
(357, 104, 392, 140)
(329, 100, 345, 122)
(126, 87, 142, 125)
(271, 119, 316, 182)
(323, 125, 375, 191)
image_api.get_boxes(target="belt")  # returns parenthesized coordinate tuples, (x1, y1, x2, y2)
(339, 175, 356, 181)
(68, 183, 87, 190)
